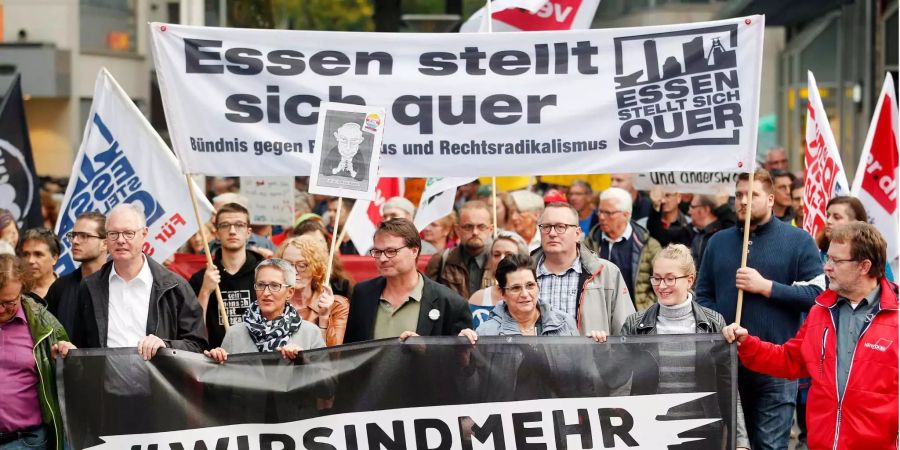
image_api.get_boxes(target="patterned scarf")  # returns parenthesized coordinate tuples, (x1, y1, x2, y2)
(243, 302, 303, 352)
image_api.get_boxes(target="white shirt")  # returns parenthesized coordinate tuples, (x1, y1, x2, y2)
(106, 256, 154, 348)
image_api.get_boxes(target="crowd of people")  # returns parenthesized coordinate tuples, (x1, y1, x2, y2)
(1, 152, 897, 450)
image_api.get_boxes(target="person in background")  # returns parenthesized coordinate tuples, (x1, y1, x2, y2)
(421, 211, 456, 255)
(277, 235, 349, 346)
(40, 191, 60, 231)
(467, 233, 528, 330)
(425, 201, 494, 299)
(326, 197, 357, 255)
(567, 180, 598, 235)
(647, 188, 693, 247)
(724, 222, 897, 450)
(763, 147, 789, 171)
(293, 216, 354, 298)
(178, 223, 215, 255)
(816, 195, 893, 281)
(0, 254, 70, 450)
(609, 174, 652, 226)
(209, 193, 276, 258)
(46, 212, 108, 336)
(0, 208, 20, 248)
(790, 178, 805, 228)
(688, 194, 728, 268)
(382, 196, 416, 221)
(16, 228, 61, 301)
(771, 170, 797, 223)
(204, 258, 324, 362)
(620, 244, 749, 449)
(506, 190, 544, 252)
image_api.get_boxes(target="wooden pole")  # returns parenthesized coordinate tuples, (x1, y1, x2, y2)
(491, 177, 498, 238)
(325, 197, 343, 283)
(184, 174, 229, 331)
(734, 164, 757, 327)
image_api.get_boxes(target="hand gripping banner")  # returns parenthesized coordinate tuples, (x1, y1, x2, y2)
(150, 16, 765, 177)
(59, 336, 737, 450)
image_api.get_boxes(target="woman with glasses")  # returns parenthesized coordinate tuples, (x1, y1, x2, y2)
(815, 196, 893, 281)
(205, 259, 324, 362)
(466, 234, 528, 329)
(619, 244, 749, 449)
(275, 235, 349, 346)
(293, 216, 354, 298)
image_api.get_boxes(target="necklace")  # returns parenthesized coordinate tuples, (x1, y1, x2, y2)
(519, 325, 536, 335)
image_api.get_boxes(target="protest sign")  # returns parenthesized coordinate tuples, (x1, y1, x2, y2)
(239, 176, 295, 225)
(0, 74, 43, 229)
(460, 0, 602, 32)
(150, 16, 765, 177)
(633, 171, 738, 194)
(851, 74, 899, 276)
(414, 176, 476, 231)
(61, 336, 737, 450)
(308, 102, 386, 200)
(54, 69, 213, 275)
(803, 71, 850, 238)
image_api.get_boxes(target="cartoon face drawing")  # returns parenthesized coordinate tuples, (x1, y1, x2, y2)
(332, 122, 365, 177)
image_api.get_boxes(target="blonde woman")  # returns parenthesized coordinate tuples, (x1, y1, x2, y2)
(276, 235, 350, 346)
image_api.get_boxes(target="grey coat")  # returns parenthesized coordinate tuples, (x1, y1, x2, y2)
(221, 321, 325, 353)
(476, 300, 578, 336)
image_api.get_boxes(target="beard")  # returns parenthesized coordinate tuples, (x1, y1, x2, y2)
(463, 236, 486, 253)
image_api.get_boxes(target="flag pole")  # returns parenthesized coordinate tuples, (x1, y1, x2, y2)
(734, 163, 756, 327)
(486, 0, 493, 33)
(325, 197, 344, 283)
(492, 177, 498, 238)
(184, 174, 229, 331)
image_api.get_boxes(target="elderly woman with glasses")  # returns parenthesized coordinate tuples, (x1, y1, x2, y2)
(205, 259, 324, 361)
(619, 244, 750, 449)
(276, 235, 349, 346)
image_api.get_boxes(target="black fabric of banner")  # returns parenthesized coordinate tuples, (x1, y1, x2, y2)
(59, 335, 736, 450)
(0, 74, 43, 229)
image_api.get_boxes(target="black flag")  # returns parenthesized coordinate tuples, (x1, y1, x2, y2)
(0, 73, 42, 229)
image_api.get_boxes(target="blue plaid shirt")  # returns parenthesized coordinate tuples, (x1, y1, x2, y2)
(536, 254, 582, 319)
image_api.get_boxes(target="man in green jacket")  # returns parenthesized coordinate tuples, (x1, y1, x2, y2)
(0, 254, 69, 450)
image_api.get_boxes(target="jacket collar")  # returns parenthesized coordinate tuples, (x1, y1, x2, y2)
(635, 296, 714, 333)
(815, 277, 899, 310)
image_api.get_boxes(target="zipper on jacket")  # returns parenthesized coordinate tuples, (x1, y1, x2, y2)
(32, 328, 60, 450)
(820, 328, 828, 374)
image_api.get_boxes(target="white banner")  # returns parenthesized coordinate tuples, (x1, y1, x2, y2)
(150, 17, 765, 177)
(633, 171, 738, 194)
(851, 74, 899, 276)
(239, 176, 294, 226)
(54, 68, 214, 275)
(803, 71, 850, 238)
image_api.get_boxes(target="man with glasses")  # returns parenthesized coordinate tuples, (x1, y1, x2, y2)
(534, 202, 634, 335)
(771, 169, 797, 223)
(425, 200, 494, 298)
(62, 203, 207, 357)
(46, 212, 108, 336)
(696, 169, 824, 450)
(724, 222, 897, 449)
(586, 187, 661, 311)
(345, 218, 471, 343)
(189, 203, 264, 348)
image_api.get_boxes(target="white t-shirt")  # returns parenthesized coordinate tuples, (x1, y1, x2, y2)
(106, 256, 154, 348)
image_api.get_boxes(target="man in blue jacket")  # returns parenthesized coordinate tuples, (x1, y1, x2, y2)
(695, 169, 824, 450)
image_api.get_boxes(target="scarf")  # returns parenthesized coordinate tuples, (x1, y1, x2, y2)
(243, 302, 303, 352)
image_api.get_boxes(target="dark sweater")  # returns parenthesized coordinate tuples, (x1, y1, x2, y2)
(189, 250, 264, 348)
(694, 217, 824, 345)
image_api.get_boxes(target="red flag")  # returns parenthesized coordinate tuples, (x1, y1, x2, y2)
(460, 0, 600, 32)
(347, 177, 402, 254)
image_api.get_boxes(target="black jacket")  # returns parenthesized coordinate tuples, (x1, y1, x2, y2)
(189, 249, 263, 348)
(72, 257, 208, 352)
(46, 269, 84, 337)
(344, 273, 472, 343)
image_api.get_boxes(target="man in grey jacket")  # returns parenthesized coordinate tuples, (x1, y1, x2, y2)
(533, 202, 635, 335)
(63, 203, 207, 356)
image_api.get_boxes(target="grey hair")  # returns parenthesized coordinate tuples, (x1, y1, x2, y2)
(255, 258, 297, 286)
(108, 203, 147, 228)
(509, 190, 544, 213)
(570, 179, 593, 194)
(599, 187, 633, 215)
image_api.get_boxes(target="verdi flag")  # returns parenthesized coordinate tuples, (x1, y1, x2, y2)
(851, 74, 899, 277)
(60, 336, 737, 450)
(54, 69, 214, 275)
(460, 0, 602, 33)
(345, 177, 402, 255)
(803, 71, 850, 238)
(0, 74, 43, 229)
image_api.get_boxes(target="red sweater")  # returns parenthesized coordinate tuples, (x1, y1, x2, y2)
(738, 277, 898, 450)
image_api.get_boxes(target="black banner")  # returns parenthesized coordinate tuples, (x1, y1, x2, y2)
(0, 73, 43, 229)
(59, 336, 736, 450)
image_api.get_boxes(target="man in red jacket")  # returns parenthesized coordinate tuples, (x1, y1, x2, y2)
(724, 222, 898, 450)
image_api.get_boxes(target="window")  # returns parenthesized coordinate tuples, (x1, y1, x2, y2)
(80, 0, 137, 55)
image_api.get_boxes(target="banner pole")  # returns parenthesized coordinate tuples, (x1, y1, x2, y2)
(486, 0, 492, 33)
(184, 174, 229, 331)
(492, 177, 498, 238)
(734, 163, 756, 327)
(325, 197, 343, 283)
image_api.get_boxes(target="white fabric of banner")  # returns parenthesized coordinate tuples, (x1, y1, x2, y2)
(150, 17, 764, 177)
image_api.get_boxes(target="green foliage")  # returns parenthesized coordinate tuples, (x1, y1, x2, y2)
(276, 0, 375, 31)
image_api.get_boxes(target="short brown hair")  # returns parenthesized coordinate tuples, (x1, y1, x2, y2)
(78, 211, 107, 237)
(216, 202, 251, 225)
(17, 228, 61, 257)
(542, 201, 579, 224)
(374, 218, 421, 251)
(459, 200, 491, 217)
(737, 168, 774, 195)
(0, 253, 33, 294)
(829, 222, 887, 278)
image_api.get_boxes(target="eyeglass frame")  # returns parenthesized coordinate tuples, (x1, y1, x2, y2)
(458, 223, 491, 232)
(105, 230, 141, 241)
(0, 295, 22, 309)
(537, 223, 579, 234)
(597, 209, 623, 217)
(649, 275, 691, 287)
(502, 282, 539, 296)
(253, 282, 291, 293)
(216, 221, 249, 231)
(369, 246, 408, 259)
(65, 231, 105, 242)
(824, 256, 858, 266)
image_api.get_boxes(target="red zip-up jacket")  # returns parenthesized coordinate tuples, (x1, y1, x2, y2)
(738, 277, 898, 450)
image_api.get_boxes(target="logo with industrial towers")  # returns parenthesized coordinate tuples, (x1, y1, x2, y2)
(613, 24, 744, 151)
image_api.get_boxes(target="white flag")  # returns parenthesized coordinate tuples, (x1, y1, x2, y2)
(851, 74, 899, 277)
(54, 68, 213, 275)
(344, 177, 402, 255)
(461, 0, 601, 32)
(802, 71, 850, 238)
(414, 177, 476, 231)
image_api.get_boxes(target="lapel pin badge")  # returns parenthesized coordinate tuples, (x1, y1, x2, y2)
(428, 308, 440, 321)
